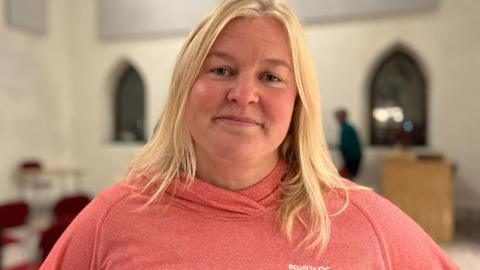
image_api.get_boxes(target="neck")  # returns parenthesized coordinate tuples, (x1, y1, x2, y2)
(194, 152, 279, 191)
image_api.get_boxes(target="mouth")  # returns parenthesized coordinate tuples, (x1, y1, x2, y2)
(213, 115, 263, 127)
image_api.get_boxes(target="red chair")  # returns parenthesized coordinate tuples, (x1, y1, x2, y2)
(0, 202, 28, 231)
(35, 195, 90, 262)
(53, 195, 90, 220)
(38, 217, 73, 260)
(19, 217, 75, 265)
(20, 162, 41, 171)
(0, 201, 29, 270)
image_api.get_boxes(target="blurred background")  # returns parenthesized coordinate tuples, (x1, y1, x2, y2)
(0, 0, 479, 268)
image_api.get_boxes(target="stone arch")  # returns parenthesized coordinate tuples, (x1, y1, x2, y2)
(368, 43, 428, 146)
(105, 59, 147, 143)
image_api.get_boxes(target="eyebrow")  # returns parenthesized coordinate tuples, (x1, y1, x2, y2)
(263, 58, 292, 71)
(207, 50, 236, 63)
(207, 50, 292, 71)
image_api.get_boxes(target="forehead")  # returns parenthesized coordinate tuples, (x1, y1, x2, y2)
(219, 16, 288, 42)
(210, 16, 291, 57)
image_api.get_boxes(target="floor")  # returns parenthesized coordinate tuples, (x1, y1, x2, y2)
(2, 214, 49, 269)
(442, 240, 480, 269)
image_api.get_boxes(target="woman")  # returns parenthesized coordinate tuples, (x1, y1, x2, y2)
(41, 0, 458, 269)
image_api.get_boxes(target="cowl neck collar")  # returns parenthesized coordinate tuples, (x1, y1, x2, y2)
(167, 160, 288, 220)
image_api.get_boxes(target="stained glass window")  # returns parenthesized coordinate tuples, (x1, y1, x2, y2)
(370, 49, 427, 146)
(114, 66, 146, 142)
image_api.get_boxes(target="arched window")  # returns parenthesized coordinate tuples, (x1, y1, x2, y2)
(369, 48, 427, 146)
(114, 66, 146, 142)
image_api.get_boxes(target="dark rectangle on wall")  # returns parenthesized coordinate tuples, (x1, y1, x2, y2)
(97, 0, 439, 38)
(97, 0, 221, 38)
(289, 0, 439, 23)
(6, 0, 47, 33)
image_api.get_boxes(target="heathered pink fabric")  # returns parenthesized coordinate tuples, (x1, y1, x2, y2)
(41, 162, 458, 269)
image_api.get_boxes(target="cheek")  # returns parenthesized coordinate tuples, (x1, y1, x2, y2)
(186, 93, 206, 146)
(188, 80, 220, 114)
(186, 83, 206, 121)
(186, 84, 202, 133)
(186, 80, 222, 135)
(277, 93, 297, 126)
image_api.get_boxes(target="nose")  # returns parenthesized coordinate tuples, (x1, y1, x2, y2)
(226, 73, 259, 106)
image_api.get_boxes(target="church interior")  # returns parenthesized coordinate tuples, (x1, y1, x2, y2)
(1, 0, 479, 268)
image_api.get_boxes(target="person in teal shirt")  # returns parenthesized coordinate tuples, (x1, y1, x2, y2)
(335, 109, 362, 180)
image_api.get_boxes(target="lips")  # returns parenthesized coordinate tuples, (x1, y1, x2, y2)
(213, 115, 262, 127)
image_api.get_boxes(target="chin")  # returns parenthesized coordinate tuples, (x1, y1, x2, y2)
(215, 144, 278, 163)
(217, 149, 258, 161)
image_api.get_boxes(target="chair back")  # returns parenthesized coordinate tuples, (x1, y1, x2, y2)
(39, 217, 74, 260)
(53, 195, 90, 220)
(0, 201, 29, 228)
(20, 161, 42, 171)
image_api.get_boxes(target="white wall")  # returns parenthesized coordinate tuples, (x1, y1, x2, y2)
(70, 0, 480, 209)
(66, 0, 185, 192)
(2, 0, 479, 210)
(0, 0, 74, 202)
(311, 0, 480, 209)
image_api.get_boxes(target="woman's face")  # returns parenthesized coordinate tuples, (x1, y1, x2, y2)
(186, 17, 297, 164)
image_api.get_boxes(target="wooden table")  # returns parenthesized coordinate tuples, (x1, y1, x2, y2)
(382, 153, 454, 243)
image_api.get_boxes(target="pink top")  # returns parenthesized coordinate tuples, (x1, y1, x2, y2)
(40, 162, 458, 269)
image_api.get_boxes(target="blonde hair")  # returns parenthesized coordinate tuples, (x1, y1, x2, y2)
(126, 0, 348, 250)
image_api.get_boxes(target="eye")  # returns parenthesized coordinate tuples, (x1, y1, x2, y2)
(210, 67, 231, 76)
(262, 73, 281, 82)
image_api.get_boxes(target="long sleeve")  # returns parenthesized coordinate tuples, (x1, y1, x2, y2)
(349, 189, 459, 269)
